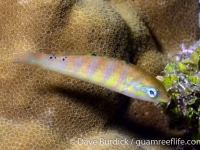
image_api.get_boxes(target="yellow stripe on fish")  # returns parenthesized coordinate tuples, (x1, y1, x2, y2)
(12, 52, 170, 103)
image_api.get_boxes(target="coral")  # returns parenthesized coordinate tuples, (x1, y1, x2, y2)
(107, 0, 168, 76)
(0, 0, 198, 149)
(125, 101, 174, 135)
(0, 118, 65, 150)
(1, 0, 129, 147)
(134, 50, 168, 76)
(125, 0, 199, 55)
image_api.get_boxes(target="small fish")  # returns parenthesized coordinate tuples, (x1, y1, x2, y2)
(13, 52, 170, 103)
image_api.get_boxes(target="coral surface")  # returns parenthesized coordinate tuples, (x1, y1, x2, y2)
(126, 0, 199, 55)
(0, 0, 199, 149)
(0, 118, 64, 150)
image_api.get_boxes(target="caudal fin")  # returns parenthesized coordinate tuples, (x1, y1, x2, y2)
(12, 52, 35, 64)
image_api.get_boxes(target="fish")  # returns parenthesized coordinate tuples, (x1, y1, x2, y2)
(12, 52, 170, 103)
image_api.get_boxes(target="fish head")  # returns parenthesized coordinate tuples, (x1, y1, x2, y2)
(124, 76, 170, 103)
(138, 77, 170, 103)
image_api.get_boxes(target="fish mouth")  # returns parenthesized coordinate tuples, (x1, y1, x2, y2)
(158, 94, 171, 103)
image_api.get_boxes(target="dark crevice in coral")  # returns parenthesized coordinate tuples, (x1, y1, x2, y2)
(57, 0, 77, 23)
(145, 25, 163, 53)
(105, 99, 186, 141)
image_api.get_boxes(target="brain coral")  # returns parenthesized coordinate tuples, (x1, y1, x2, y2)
(0, 0, 198, 149)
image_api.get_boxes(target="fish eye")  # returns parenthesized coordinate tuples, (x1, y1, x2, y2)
(146, 88, 157, 98)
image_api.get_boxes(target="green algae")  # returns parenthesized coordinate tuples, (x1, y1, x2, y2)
(161, 46, 200, 140)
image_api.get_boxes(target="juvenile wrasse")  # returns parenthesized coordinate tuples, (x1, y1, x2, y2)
(13, 52, 170, 103)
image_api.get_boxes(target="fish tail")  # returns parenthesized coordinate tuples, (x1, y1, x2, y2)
(12, 52, 35, 64)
